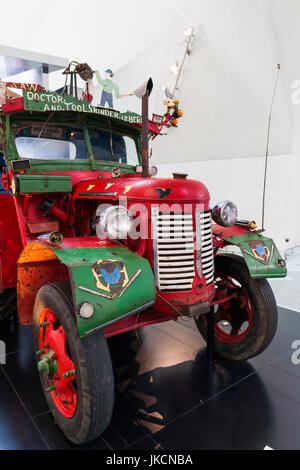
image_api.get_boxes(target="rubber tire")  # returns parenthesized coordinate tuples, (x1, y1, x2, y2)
(33, 282, 115, 444)
(195, 254, 278, 362)
(0, 288, 17, 323)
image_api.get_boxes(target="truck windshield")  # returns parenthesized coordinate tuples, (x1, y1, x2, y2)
(13, 120, 139, 165)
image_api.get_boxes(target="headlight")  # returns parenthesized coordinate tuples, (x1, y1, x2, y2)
(212, 201, 238, 227)
(96, 205, 133, 239)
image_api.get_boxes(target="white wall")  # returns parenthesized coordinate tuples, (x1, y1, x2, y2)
(115, 0, 299, 254)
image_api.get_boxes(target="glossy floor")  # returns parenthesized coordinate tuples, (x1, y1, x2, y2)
(0, 306, 299, 450)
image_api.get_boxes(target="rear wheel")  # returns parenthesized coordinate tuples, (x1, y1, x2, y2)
(195, 254, 278, 362)
(33, 282, 114, 444)
(0, 288, 17, 323)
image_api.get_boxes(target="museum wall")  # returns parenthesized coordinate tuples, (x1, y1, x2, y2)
(116, 0, 300, 254)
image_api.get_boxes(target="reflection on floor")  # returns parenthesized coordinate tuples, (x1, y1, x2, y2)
(0, 306, 299, 450)
(269, 248, 300, 313)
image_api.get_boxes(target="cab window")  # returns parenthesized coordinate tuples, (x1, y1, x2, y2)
(12, 120, 139, 166)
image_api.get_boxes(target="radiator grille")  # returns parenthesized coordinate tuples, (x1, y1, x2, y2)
(200, 211, 214, 285)
(152, 210, 195, 291)
(152, 208, 215, 291)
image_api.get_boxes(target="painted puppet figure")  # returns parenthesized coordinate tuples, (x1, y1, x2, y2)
(95, 69, 133, 109)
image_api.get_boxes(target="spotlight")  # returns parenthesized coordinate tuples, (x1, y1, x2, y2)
(184, 26, 195, 38)
(170, 61, 179, 75)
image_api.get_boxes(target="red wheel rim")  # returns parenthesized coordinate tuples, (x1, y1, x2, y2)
(39, 308, 77, 418)
(213, 271, 253, 344)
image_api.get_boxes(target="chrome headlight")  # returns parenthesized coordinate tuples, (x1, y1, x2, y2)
(96, 205, 133, 239)
(212, 201, 238, 227)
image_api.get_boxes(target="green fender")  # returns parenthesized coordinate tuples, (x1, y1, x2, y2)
(223, 233, 287, 279)
(53, 246, 156, 337)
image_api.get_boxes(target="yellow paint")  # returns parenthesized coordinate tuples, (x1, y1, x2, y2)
(124, 186, 133, 195)
(87, 185, 95, 192)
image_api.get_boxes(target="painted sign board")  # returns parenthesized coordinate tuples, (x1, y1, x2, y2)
(22, 90, 142, 124)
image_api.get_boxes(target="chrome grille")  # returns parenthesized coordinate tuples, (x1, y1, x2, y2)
(152, 208, 195, 291)
(200, 211, 214, 285)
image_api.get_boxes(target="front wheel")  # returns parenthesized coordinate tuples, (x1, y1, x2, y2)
(195, 254, 278, 362)
(33, 282, 114, 444)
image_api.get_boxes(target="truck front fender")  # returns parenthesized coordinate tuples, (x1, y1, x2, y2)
(18, 238, 156, 337)
(213, 225, 287, 279)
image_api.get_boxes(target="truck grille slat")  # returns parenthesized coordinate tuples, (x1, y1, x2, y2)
(200, 211, 214, 285)
(152, 208, 215, 291)
(152, 210, 196, 291)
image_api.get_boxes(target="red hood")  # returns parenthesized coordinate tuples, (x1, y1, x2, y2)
(73, 176, 210, 204)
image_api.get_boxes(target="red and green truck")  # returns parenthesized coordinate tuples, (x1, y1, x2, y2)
(0, 83, 286, 444)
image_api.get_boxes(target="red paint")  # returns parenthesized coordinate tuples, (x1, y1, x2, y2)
(2, 97, 24, 113)
(0, 194, 23, 288)
(212, 224, 249, 238)
(212, 271, 253, 344)
(73, 176, 210, 204)
(39, 308, 77, 418)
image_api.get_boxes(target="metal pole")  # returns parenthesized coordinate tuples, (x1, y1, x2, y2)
(142, 92, 149, 178)
(172, 27, 195, 99)
(261, 64, 281, 230)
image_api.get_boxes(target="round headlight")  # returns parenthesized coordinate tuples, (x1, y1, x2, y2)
(96, 205, 133, 239)
(212, 201, 238, 227)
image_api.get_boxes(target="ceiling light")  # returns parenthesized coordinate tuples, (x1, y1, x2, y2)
(184, 26, 195, 38)
(170, 61, 179, 75)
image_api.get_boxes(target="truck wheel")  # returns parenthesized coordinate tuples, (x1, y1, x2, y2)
(33, 282, 114, 444)
(195, 254, 278, 362)
(0, 288, 17, 323)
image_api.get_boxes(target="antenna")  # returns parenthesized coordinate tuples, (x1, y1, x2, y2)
(261, 64, 281, 230)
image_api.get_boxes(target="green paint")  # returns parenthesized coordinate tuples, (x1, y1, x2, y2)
(52, 246, 156, 338)
(82, 122, 96, 171)
(16, 174, 72, 194)
(63, 370, 75, 379)
(36, 349, 46, 356)
(224, 233, 287, 279)
(22, 91, 142, 124)
(38, 350, 58, 377)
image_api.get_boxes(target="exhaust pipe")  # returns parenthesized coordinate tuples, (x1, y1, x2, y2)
(134, 78, 153, 178)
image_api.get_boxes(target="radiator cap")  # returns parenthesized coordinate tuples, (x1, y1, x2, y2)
(173, 173, 188, 179)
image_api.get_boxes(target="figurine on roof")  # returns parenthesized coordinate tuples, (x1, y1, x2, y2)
(162, 88, 183, 127)
(95, 69, 133, 109)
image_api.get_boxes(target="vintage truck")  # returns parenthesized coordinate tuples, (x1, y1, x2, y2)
(0, 84, 287, 444)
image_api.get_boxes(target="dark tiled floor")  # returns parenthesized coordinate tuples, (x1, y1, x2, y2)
(0, 307, 299, 450)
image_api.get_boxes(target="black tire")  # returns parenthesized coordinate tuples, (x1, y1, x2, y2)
(0, 288, 17, 323)
(195, 254, 278, 362)
(33, 282, 114, 444)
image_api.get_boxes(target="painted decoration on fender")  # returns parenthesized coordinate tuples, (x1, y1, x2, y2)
(244, 241, 274, 265)
(250, 241, 271, 264)
(92, 260, 129, 297)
